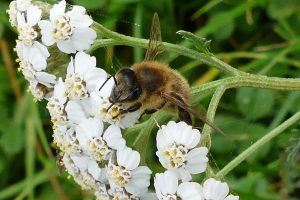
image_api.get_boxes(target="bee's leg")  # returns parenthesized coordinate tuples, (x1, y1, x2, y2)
(170, 92, 192, 125)
(112, 102, 142, 119)
(144, 109, 157, 114)
(178, 107, 192, 125)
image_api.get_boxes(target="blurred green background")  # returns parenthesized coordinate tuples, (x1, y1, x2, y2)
(1, 0, 300, 199)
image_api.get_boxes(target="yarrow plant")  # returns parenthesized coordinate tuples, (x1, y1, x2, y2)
(7, 0, 244, 199)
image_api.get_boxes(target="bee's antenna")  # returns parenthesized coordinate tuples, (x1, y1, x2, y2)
(112, 75, 118, 85)
(99, 75, 118, 92)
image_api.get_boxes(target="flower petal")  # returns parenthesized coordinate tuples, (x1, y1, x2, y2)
(84, 67, 107, 92)
(38, 20, 55, 46)
(74, 51, 96, 75)
(203, 178, 229, 200)
(35, 72, 56, 87)
(186, 147, 208, 174)
(125, 166, 151, 196)
(224, 194, 239, 200)
(67, 6, 93, 28)
(65, 100, 86, 124)
(103, 125, 125, 150)
(26, 5, 41, 26)
(57, 39, 76, 54)
(117, 147, 140, 170)
(177, 182, 203, 200)
(71, 27, 97, 51)
(50, 0, 66, 21)
(154, 171, 178, 198)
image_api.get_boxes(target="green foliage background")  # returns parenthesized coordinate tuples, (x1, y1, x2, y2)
(0, 0, 300, 199)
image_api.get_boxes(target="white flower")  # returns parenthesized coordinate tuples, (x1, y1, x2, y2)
(107, 147, 152, 197)
(99, 98, 142, 129)
(38, 0, 96, 54)
(17, 5, 41, 46)
(154, 170, 202, 200)
(156, 121, 208, 181)
(95, 185, 110, 200)
(16, 0, 31, 11)
(65, 92, 101, 124)
(76, 117, 126, 162)
(53, 123, 81, 155)
(17, 41, 55, 87)
(108, 186, 157, 200)
(47, 78, 67, 125)
(27, 81, 46, 101)
(63, 154, 106, 190)
(202, 178, 239, 200)
(7, 0, 32, 27)
(65, 51, 107, 100)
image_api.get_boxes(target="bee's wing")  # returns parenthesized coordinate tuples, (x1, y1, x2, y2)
(161, 92, 225, 135)
(144, 13, 165, 61)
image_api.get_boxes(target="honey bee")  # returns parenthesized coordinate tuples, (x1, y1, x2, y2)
(101, 13, 219, 130)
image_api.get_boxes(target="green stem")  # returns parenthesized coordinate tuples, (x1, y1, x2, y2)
(190, 75, 300, 102)
(0, 171, 48, 200)
(201, 86, 226, 148)
(91, 23, 244, 76)
(216, 111, 300, 178)
(25, 117, 35, 200)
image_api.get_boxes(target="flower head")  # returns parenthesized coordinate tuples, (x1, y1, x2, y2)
(201, 178, 239, 200)
(7, 0, 32, 27)
(107, 147, 152, 197)
(76, 117, 126, 162)
(38, 0, 96, 54)
(17, 41, 55, 88)
(53, 123, 82, 155)
(63, 154, 106, 190)
(17, 5, 42, 46)
(47, 78, 67, 125)
(154, 170, 202, 200)
(65, 51, 107, 100)
(156, 121, 208, 181)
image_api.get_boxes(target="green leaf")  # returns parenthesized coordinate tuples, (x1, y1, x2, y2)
(236, 88, 275, 120)
(0, 124, 24, 155)
(211, 14, 235, 41)
(267, 0, 300, 19)
(176, 30, 212, 55)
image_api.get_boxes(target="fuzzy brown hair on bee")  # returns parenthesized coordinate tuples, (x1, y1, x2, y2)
(101, 13, 222, 133)
(109, 61, 192, 124)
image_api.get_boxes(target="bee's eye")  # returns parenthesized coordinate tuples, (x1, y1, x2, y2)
(110, 86, 123, 102)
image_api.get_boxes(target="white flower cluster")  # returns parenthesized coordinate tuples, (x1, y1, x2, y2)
(8, 0, 239, 199)
(155, 171, 238, 200)
(153, 121, 239, 200)
(8, 0, 150, 198)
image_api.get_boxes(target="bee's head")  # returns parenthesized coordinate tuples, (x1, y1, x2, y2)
(109, 68, 142, 103)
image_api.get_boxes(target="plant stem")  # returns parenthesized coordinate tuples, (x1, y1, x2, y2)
(201, 86, 226, 149)
(90, 23, 300, 94)
(190, 75, 300, 102)
(216, 111, 300, 178)
(91, 23, 244, 76)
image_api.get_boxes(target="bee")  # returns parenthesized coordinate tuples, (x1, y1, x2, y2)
(101, 13, 219, 130)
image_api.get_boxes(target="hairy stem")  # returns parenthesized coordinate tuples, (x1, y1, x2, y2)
(92, 23, 244, 76)
(216, 111, 300, 178)
(201, 86, 226, 148)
